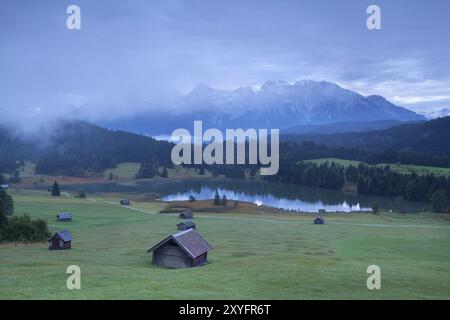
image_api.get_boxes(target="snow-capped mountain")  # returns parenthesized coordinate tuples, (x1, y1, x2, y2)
(420, 108, 450, 119)
(99, 80, 425, 135)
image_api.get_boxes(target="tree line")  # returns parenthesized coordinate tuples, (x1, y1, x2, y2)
(264, 161, 450, 213)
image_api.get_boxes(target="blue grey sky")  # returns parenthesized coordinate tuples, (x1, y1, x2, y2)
(1, 0, 449, 123)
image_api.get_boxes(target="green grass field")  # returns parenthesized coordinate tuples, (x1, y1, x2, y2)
(102, 163, 212, 180)
(305, 158, 450, 177)
(19, 161, 37, 178)
(1, 190, 450, 299)
(103, 162, 141, 179)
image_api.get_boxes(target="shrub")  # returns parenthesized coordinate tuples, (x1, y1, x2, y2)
(371, 202, 379, 214)
(75, 191, 86, 198)
(1, 214, 50, 243)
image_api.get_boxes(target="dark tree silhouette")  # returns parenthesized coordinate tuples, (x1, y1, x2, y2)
(51, 181, 61, 197)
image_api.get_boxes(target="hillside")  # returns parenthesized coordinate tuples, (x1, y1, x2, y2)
(282, 120, 412, 135)
(282, 116, 450, 157)
(0, 120, 174, 176)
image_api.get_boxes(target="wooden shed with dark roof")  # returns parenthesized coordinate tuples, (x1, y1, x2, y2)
(177, 220, 196, 231)
(147, 229, 212, 269)
(56, 212, 72, 221)
(314, 216, 325, 225)
(48, 230, 72, 250)
(179, 210, 193, 219)
(120, 199, 130, 205)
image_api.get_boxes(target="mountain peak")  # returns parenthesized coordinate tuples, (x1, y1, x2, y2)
(260, 80, 290, 92)
(189, 84, 217, 96)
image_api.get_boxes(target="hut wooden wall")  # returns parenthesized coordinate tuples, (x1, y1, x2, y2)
(152, 244, 192, 269)
(192, 252, 207, 267)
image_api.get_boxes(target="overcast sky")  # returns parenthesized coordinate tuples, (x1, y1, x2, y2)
(1, 0, 449, 123)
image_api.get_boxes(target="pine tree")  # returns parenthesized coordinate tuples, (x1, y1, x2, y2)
(213, 190, 221, 205)
(222, 194, 228, 206)
(160, 167, 168, 178)
(137, 162, 157, 179)
(51, 181, 61, 197)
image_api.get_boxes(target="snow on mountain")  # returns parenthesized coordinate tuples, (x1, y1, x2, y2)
(99, 80, 426, 135)
(420, 108, 450, 119)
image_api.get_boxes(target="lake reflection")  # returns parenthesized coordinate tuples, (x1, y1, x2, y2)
(61, 178, 430, 213)
(162, 186, 371, 212)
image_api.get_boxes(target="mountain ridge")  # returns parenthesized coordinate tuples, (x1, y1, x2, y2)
(99, 80, 425, 135)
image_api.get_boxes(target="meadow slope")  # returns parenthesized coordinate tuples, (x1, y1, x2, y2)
(1, 190, 450, 299)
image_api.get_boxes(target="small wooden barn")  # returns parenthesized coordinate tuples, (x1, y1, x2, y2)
(179, 210, 193, 219)
(120, 199, 130, 205)
(56, 212, 72, 221)
(48, 230, 72, 250)
(177, 220, 196, 231)
(147, 229, 213, 269)
(314, 217, 325, 225)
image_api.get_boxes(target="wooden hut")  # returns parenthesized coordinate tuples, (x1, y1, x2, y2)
(120, 199, 130, 205)
(147, 229, 212, 269)
(179, 210, 193, 219)
(56, 212, 72, 221)
(177, 220, 196, 231)
(314, 217, 325, 225)
(48, 230, 72, 250)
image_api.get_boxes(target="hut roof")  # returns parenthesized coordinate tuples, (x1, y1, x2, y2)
(53, 230, 72, 242)
(177, 220, 196, 228)
(147, 229, 212, 259)
(57, 212, 72, 219)
(179, 210, 193, 217)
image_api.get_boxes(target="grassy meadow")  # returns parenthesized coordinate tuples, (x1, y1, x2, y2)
(1, 189, 450, 299)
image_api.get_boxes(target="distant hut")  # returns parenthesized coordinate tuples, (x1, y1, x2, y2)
(318, 209, 326, 214)
(147, 229, 213, 269)
(0, 184, 9, 190)
(48, 230, 72, 250)
(179, 210, 193, 219)
(177, 220, 196, 231)
(120, 199, 130, 205)
(56, 212, 72, 221)
(314, 216, 325, 225)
